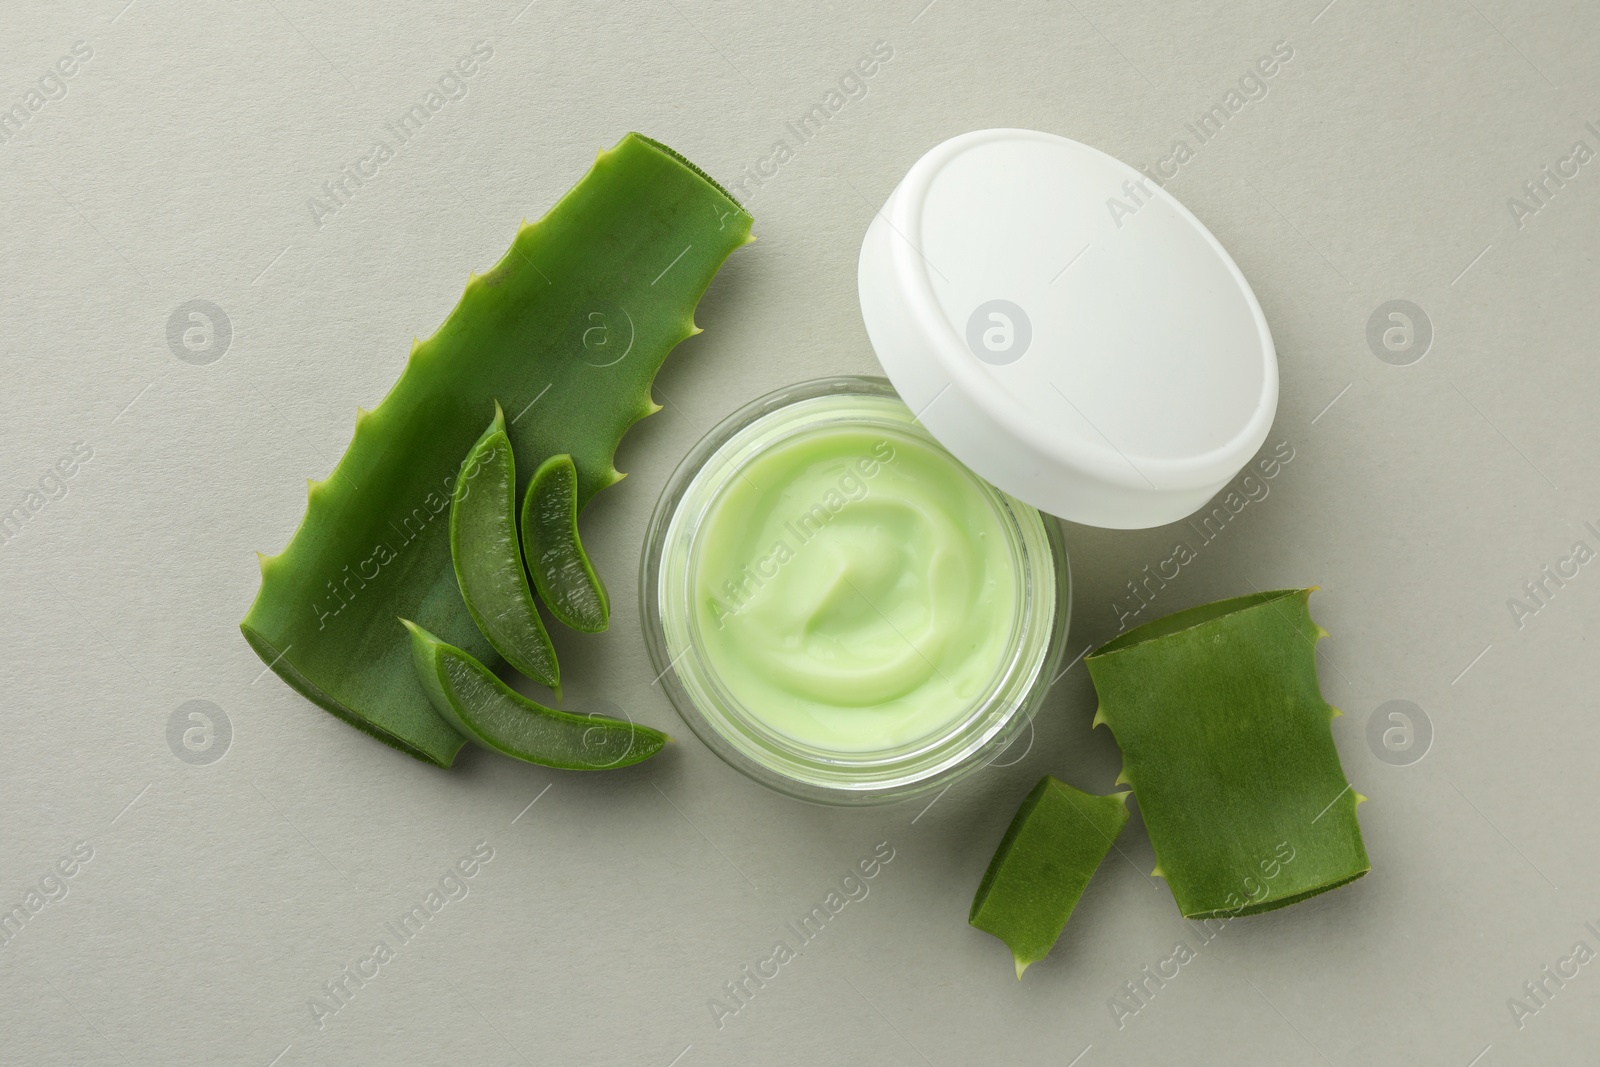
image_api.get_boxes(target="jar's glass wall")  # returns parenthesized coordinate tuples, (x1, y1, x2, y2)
(641, 377, 1070, 805)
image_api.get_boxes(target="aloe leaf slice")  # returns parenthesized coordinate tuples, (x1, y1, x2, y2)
(450, 402, 559, 690)
(239, 134, 753, 766)
(969, 777, 1130, 978)
(1087, 588, 1370, 920)
(521, 453, 608, 633)
(403, 620, 666, 770)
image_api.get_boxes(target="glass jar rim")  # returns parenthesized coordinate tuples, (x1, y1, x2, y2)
(640, 376, 1071, 805)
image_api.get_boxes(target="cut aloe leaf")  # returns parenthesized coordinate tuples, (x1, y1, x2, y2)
(240, 134, 753, 766)
(969, 777, 1129, 978)
(403, 620, 667, 770)
(521, 453, 609, 633)
(450, 403, 560, 690)
(1088, 588, 1369, 920)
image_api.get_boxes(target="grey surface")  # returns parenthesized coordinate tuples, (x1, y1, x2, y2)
(1, 0, 1595, 1064)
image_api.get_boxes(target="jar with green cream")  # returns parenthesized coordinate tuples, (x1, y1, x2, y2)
(642, 378, 1068, 803)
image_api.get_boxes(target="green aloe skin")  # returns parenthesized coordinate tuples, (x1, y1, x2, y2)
(1089, 588, 1370, 920)
(404, 621, 667, 770)
(449, 403, 559, 691)
(969, 777, 1130, 978)
(240, 134, 753, 766)
(522, 453, 609, 634)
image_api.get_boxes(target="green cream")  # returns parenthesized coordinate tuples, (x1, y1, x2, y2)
(692, 424, 1020, 752)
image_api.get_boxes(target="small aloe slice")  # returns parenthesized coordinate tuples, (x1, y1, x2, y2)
(969, 777, 1130, 978)
(450, 403, 559, 690)
(403, 620, 666, 770)
(521, 453, 608, 633)
(1088, 588, 1369, 920)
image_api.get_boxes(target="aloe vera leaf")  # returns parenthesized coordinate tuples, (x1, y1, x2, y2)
(969, 777, 1130, 979)
(402, 620, 666, 770)
(521, 453, 609, 633)
(450, 402, 559, 689)
(239, 134, 753, 766)
(1087, 588, 1370, 920)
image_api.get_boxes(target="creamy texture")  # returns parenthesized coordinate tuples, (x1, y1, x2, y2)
(692, 424, 1019, 752)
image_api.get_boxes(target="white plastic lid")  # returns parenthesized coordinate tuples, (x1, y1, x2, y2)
(857, 128, 1278, 529)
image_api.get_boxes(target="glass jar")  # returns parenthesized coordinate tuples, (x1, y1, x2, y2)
(640, 376, 1070, 804)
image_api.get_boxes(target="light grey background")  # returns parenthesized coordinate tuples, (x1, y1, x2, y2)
(1, 0, 1594, 1064)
